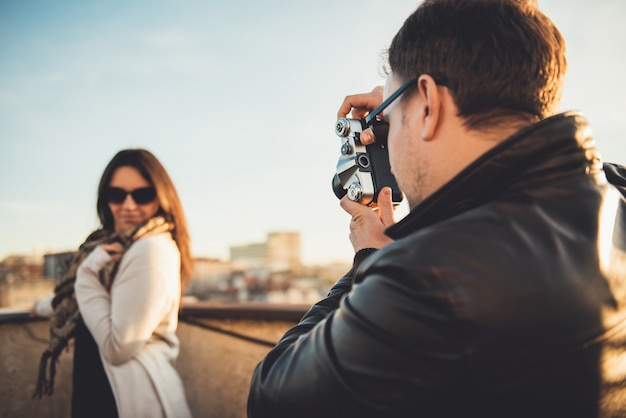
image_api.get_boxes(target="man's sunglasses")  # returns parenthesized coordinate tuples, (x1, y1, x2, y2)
(105, 187, 157, 205)
(364, 77, 447, 145)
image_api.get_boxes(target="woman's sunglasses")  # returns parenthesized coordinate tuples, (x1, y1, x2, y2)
(105, 187, 157, 205)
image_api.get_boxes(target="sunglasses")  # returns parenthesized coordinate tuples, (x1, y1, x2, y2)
(364, 77, 448, 145)
(105, 187, 157, 205)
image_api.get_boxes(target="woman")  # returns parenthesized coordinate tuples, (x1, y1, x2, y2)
(34, 148, 193, 418)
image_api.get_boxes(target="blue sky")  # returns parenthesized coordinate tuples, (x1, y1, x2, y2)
(1, 0, 625, 264)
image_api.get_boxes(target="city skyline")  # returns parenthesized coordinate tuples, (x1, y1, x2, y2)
(1, 0, 625, 264)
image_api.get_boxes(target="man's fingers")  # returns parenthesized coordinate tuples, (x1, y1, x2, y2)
(360, 128, 376, 145)
(340, 195, 367, 216)
(337, 93, 372, 119)
(340, 192, 395, 251)
(336, 86, 385, 119)
(377, 187, 396, 226)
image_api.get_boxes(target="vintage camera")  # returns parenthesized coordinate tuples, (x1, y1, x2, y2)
(332, 117, 403, 206)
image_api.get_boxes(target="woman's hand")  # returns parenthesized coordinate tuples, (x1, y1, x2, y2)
(99, 242, 124, 261)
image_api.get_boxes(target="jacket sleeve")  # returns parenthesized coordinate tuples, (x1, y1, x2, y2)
(34, 293, 54, 317)
(248, 248, 374, 417)
(75, 235, 180, 365)
(247, 246, 462, 418)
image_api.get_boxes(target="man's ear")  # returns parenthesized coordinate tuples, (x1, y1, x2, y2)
(418, 75, 442, 141)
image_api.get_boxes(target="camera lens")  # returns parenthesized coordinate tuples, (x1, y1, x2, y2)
(332, 174, 347, 199)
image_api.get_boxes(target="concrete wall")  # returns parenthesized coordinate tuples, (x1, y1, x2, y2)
(177, 318, 294, 418)
(0, 280, 55, 310)
(0, 313, 298, 418)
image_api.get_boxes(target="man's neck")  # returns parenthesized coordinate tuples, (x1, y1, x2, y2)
(422, 120, 530, 204)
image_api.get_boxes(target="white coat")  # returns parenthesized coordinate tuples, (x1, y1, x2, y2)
(75, 233, 192, 418)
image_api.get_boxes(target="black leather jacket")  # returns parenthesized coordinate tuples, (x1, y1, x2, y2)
(248, 112, 626, 418)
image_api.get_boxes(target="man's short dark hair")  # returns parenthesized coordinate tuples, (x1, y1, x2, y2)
(388, 0, 567, 129)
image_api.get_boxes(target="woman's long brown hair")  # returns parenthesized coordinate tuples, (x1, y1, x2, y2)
(96, 148, 193, 292)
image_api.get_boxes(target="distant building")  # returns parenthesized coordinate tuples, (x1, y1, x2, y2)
(0, 231, 342, 308)
(0, 255, 43, 284)
(229, 243, 267, 269)
(229, 232, 301, 271)
(43, 252, 74, 279)
(191, 257, 233, 279)
(0, 254, 51, 309)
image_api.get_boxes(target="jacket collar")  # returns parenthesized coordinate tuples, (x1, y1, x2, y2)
(386, 111, 603, 240)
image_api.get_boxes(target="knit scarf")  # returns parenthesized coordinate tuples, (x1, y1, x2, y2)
(33, 216, 174, 399)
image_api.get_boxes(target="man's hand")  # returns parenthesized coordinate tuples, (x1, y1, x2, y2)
(340, 186, 396, 252)
(337, 86, 384, 145)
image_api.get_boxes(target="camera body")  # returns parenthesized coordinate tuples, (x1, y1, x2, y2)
(332, 118, 403, 206)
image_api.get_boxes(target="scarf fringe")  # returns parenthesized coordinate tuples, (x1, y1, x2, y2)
(33, 351, 56, 399)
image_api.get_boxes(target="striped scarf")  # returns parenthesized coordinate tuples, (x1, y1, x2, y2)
(33, 216, 174, 399)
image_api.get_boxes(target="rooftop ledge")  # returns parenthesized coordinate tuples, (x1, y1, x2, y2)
(0, 302, 309, 418)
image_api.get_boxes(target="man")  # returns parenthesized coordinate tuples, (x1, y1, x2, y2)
(248, 0, 626, 417)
